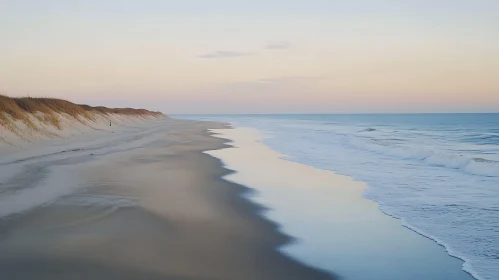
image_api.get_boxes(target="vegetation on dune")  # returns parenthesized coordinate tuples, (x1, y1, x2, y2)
(0, 94, 164, 131)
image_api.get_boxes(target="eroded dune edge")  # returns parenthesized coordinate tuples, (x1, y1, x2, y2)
(0, 94, 165, 146)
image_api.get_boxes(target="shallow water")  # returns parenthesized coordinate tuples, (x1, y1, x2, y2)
(207, 127, 474, 280)
(180, 114, 499, 280)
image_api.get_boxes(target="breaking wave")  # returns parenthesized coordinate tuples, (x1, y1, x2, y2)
(349, 138, 499, 177)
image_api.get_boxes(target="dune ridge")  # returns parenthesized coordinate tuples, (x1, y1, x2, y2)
(0, 94, 165, 145)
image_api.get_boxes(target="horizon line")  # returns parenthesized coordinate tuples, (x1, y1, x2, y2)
(170, 112, 499, 115)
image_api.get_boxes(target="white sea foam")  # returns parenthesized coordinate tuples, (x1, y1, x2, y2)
(178, 114, 499, 280)
(207, 127, 475, 280)
(349, 138, 499, 177)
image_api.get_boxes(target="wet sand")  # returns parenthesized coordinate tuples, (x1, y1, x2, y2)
(206, 127, 476, 280)
(0, 119, 335, 280)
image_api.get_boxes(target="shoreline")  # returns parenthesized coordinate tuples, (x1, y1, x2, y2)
(207, 126, 476, 280)
(0, 118, 336, 279)
(380, 206, 480, 280)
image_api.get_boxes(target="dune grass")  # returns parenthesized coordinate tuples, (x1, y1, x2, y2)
(0, 94, 164, 131)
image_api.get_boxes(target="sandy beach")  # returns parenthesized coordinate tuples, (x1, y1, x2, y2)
(2, 2, 497, 278)
(0, 118, 335, 280)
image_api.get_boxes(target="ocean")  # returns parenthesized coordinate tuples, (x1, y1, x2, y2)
(179, 114, 499, 280)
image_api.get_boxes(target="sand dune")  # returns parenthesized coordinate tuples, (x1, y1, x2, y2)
(0, 94, 164, 151)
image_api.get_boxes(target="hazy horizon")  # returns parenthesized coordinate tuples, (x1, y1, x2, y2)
(2, 0, 498, 113)
(173, 112, 499, 115)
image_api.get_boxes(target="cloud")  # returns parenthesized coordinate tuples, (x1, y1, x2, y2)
(197, 41, 290, 59)
(197, 50, 254, 59)
(224, 76, 324, 92)
(265, 41, 291, 50)
(256, 76, 323, 84)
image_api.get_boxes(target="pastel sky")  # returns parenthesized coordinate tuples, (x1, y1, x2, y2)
(1, 0, 498, 113)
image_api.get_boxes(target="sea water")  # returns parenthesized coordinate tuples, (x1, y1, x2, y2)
(179, 114, 499, 280)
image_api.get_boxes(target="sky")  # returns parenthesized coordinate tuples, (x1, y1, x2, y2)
(1, 0, 498, 113)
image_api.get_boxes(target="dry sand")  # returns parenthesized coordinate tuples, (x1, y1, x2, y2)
(0, 118, 335, 280)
